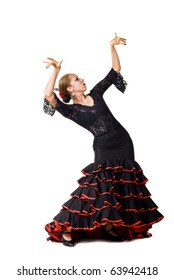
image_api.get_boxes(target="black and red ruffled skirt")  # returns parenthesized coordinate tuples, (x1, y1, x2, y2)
(45, 128, 164, 242)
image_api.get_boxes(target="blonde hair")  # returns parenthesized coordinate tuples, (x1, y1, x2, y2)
(58, 74, 72, 103)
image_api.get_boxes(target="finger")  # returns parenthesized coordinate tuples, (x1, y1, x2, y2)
(121, 40, 126, 45)
(45, 63, 52, 69)
(120, 37, 126, 41)
(47, 57, 54, 61)
(115, 33, 117, 38)
(59, 60, 63, 65)
(120, 40, 126, 45)
(42, 61, 51, 68)
(120, 38, 126, 43)
(43, 59, 54, 64)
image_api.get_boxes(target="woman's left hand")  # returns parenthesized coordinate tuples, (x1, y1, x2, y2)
(110, 33, 126, 46)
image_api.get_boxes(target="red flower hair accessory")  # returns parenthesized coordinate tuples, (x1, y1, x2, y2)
(59, 91, 64, 99)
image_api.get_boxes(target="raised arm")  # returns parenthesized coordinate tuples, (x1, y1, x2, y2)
(90, 34, 127, 96)
(110, 33, 126, 72)
(43, 58, 63, 107)
(43, 58, 78, 120)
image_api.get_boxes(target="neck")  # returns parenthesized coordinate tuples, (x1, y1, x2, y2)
(73, 93, 86, 104)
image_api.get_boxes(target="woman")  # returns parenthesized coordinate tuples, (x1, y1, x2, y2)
(43, 34, 163, 247)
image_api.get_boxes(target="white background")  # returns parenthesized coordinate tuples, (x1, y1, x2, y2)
(0, 0, 173, 279)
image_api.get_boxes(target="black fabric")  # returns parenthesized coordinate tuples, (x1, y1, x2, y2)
(43, 68, 127, 136)
(93, 127, 135, 162)
(44, 68, 164, 243)
(45, 158, 163, 242)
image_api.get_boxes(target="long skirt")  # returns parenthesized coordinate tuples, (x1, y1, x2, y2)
(45, 126, 164, 242)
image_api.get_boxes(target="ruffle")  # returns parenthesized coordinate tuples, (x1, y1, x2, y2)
(81, 159, 143, 175)
(109, 68, 127, 93)
(43, 98, 56, 116)
(45, 159, 164, 242)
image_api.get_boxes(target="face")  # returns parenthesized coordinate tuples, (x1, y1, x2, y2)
(68, 74, 87, 95)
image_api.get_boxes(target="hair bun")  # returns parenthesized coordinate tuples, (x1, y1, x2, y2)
(63, 94, 71, 103)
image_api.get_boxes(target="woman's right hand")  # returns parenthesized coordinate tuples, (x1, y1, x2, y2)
(43, 58, 63, 100)
(43, 57, 63, 70)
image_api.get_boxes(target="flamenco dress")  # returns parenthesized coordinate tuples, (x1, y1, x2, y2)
(43, 68, 164, 242)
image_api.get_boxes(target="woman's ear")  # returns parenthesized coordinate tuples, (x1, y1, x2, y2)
(67, 86, 73, 93)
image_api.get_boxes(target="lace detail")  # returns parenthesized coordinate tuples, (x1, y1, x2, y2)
(43, 69, 127, 137)
(43, 98, 56, 116)
(90, 68, 127, 96)
(43, 93, 78, 122)
(113, 71, 127, 93)
(88, 113, 121, 136)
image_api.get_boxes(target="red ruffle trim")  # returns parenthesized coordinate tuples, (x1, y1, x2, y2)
(78, 178, 148, 186)
(71, 191, 151, 201)
(45, 159, 164, 243)
(62, 204, 158, 216)
(45, 216, 163, 243)
(81, 165, 143, 176)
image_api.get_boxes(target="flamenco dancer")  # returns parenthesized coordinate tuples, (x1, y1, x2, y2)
(43, 34, 163, 246)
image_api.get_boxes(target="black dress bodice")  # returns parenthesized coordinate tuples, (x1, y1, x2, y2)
(43, 68, 127, 137)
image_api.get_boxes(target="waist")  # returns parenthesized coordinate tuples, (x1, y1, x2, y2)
(93, 127, 130, 150)
(93, 127, 135, 161)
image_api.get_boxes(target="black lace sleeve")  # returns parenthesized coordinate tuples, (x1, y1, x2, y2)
(90, 68, 127, 96)
(43, 98, 56, 116)
(43, 92, 78, 122)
